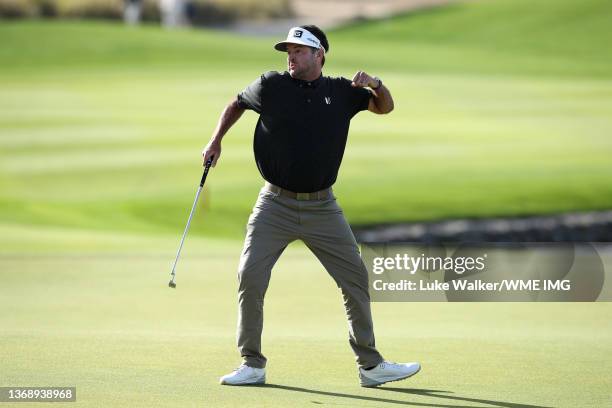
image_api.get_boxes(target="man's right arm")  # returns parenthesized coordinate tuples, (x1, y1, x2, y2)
(202, 97, 245, 167)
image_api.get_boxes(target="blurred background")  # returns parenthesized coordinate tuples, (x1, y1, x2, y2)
(1, 0, 611, 245)
(1, 2, 611, 406)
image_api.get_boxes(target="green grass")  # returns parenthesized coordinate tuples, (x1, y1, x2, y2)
(1, 0, 612, 406)
(334, 0, 612, 77)
(1, 246, 611, 407)
(1, 0, 612, 239)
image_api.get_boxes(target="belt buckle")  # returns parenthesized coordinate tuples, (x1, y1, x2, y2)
(296, 192, 310, 201)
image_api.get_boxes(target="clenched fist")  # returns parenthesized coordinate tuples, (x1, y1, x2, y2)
(351, 71, 379, 89)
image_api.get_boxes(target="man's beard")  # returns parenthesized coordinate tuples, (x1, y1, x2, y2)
(289, 62, 314, 79)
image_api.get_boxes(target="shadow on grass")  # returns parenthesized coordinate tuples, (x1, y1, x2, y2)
(256, 384, 551, 408)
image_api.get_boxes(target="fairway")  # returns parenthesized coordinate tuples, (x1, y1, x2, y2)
(1, 0, 612, 406)
(2, 1, 612, 239)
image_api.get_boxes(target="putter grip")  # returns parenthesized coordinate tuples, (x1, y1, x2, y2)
(200, 156, 214, 187)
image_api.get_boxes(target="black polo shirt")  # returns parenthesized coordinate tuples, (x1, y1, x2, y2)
(237, 71, 372, 193)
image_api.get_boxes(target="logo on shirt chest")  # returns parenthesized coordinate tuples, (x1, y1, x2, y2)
(324, 96, 332, 105)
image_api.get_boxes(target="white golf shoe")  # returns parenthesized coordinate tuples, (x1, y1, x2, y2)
(359, 361, 421, 387)
(219, 364, 266, 385)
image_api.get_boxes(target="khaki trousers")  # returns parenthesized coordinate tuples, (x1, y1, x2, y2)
(236, 186, 384, 369)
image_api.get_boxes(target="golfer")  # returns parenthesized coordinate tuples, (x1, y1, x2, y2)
(203, 25, 421, 387)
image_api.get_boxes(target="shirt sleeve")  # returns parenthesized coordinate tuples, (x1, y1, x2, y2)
(237, 74, 265, 114)
(346, 80, 372, 117)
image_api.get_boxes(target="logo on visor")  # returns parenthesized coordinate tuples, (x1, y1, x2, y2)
(293, 30, 303, 38)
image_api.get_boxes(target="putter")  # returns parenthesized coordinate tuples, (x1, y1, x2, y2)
(168, 156, 214, 288)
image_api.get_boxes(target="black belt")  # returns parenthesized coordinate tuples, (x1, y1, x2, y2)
(264, 182, 332, 201)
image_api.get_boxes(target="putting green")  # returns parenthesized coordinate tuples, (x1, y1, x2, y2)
(1, 239, 611, 407)
(1, 0, 612, 406)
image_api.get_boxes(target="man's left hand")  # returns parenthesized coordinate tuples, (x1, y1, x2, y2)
(351, 71, 378, 89)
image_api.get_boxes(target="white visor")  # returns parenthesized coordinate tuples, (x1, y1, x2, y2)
(274, 27, 322, 52)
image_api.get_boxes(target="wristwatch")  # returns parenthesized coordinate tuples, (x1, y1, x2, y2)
(372, 77, 382, 90)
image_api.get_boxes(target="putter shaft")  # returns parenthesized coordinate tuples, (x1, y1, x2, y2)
(169, 158, 213, 288)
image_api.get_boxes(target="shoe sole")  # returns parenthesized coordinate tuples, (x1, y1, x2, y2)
(220, 376, 266, 386)
(360, 366, 421, 388)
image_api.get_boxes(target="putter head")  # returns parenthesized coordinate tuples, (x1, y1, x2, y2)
(168, 280, 176, 288)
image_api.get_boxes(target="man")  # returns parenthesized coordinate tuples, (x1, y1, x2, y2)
(202, 25, 421, 387)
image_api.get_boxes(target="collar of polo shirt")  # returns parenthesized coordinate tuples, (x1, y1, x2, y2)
(274, 27, 323, 53)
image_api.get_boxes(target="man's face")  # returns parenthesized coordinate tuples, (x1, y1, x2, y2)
(286, 44, 321, 79)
